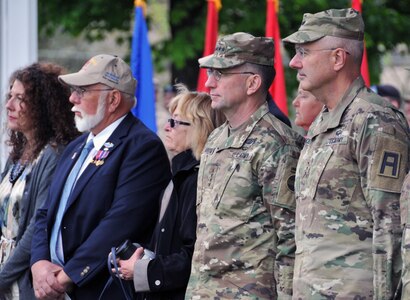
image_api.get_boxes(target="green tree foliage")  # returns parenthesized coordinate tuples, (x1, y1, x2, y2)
(165, 0, 410, 91)
(38, 0, 134, 45)
(39, 0, 410, 93)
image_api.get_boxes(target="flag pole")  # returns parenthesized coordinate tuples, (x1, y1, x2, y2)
(352, 0, 370, 86)
(266, 0, 288, 116)
(131, 0, 157, 132)
(197, 0, 222, 92)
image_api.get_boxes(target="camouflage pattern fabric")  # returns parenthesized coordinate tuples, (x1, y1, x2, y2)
(400, 174, 410, 298)
(294, 77, 410, 299)
(283, 8, 364, 44)
(186, 102, 304, 299)
(198, 32, 274, 69)
(401, 68, 410, 299)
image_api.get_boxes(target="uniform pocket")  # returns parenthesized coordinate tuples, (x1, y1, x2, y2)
(211, 158, 258, 223)
(300, 145, 357, 215)
(298, 147, 333, 201)
(211, 160, 239, 210)
(272, 153, 299, 210)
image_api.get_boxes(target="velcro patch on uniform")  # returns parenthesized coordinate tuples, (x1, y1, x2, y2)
(275, 159, 297, 209)
(369, 134, 408, 193)
(377, 150, 400, 178)
(287, 174, 296, 192)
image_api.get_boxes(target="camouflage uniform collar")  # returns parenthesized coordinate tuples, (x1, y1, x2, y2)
(217, 102, 269, 151)
(309, 77, 364, 138)
(329, 76, 364, 124)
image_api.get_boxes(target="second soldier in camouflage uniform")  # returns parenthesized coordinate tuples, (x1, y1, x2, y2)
(401, 173, 410, 298)
(400, 69, 410, 299)
(283, 8, 410, 299)
(186, 32, 304, 299)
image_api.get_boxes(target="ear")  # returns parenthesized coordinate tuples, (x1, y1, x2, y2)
(333, 48, 348, 71)
(107, 90, 121, 112)
(246, 74, 262, 96)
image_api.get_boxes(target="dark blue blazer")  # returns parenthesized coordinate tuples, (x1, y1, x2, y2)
(31, 113, 171, 299)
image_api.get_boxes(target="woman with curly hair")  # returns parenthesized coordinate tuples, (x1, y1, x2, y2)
(0, 62, 79, 299)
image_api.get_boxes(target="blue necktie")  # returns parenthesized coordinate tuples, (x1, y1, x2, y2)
(50, 139, 94, 265)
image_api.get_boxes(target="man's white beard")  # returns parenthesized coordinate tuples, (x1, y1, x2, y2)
(74, 92, 107, 133)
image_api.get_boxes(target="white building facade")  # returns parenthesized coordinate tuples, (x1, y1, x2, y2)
(0, 0, 37, 167)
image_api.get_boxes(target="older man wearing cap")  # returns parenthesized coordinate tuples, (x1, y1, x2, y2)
(30, 54, 171, 299)
(283, 8, 410, 299)
(186, 32, 303, 299)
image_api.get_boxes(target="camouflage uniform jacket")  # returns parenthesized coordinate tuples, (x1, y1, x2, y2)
(400, 168, 410, 298)
(187, 102, 304, 299)
(294, 77, 409, 300)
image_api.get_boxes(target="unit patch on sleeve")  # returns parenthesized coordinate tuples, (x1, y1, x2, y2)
(378, 150, 400, 178)
(369, 134, 408, 193)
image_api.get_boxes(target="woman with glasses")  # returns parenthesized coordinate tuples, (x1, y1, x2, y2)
(0, 63, 79, 299)
(114, 84, 225, 300)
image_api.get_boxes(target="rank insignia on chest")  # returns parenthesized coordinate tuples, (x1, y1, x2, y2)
(245, 138, 257, 145)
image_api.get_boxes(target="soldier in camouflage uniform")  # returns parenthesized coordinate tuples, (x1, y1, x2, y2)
(283, 8, 410, 299)
(401, 69, 410, 299)
(186, 32, 304, 299)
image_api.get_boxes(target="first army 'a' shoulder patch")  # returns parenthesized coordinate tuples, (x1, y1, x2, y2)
(378, 150, 400, 178)
(369, 135, 408, 193)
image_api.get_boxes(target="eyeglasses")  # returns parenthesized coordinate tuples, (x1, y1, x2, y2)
(70, 86, 114, 98)
(295, 47, 351, 58)
(206, 69, 255, 81)
(167, 118, 191, 128)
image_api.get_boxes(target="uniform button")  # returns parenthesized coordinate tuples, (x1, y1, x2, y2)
(155, 280, 161, 286)
(63, 226, 67, 230)
(161, 228, 165, 232)
(80, 272, 84, 276)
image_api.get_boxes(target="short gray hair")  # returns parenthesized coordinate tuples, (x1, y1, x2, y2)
(321, 36, 363, 65)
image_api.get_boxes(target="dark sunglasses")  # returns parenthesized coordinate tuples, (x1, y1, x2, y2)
(168, 118, 191, 128)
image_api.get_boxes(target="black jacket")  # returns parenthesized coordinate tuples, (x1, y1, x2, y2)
(267, 93, 291, 127)
(135, 150, 199, 300)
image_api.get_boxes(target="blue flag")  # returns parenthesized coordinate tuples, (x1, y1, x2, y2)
(130, 4, 157, 132)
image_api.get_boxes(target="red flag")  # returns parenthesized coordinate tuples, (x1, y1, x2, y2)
(266, 0, 288, 116)
(352, 0, 370, 86)
(197, 0, 221, 92)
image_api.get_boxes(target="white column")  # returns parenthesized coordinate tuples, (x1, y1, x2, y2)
(0, 0, 38, 168)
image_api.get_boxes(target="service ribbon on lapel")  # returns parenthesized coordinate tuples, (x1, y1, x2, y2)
(91, 142, 114, 166)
